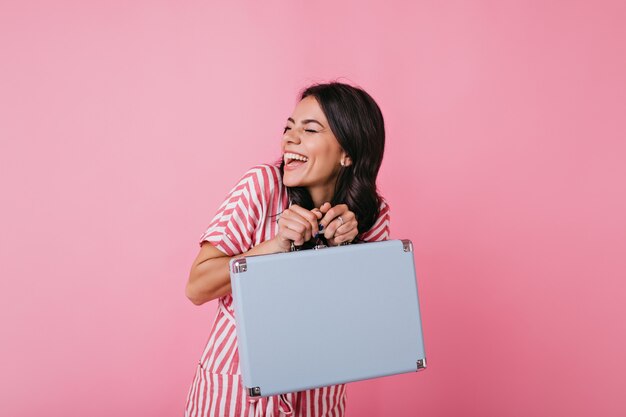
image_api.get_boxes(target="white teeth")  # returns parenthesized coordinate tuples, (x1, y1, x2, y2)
(284, 152, 309, 163)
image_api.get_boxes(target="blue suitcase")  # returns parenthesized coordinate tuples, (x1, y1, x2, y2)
(229, 239, 427, 397)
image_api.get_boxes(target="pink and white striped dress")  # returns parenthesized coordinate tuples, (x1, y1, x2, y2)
(185, 163, 390, 417)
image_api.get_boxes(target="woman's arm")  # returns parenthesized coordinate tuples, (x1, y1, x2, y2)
(186, 238, 284, 305)
(186, 202, 322, 305)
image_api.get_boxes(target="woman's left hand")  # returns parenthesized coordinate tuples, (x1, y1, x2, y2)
(313, 203, 359, 246)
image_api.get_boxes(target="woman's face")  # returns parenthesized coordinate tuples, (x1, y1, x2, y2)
(281, 96, 349, 189)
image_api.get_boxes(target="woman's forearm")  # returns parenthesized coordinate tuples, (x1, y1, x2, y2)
(186, 238, 284, 305)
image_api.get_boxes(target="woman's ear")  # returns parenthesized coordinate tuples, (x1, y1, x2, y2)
(341, 154, 353, 167)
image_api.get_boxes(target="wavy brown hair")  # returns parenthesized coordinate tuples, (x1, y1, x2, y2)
(276, 81, 386, 238)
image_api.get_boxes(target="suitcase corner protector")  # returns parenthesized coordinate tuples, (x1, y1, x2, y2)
(401, 239, 413, 252)
(248, 386, 262, 397)
(417, 358, 427, 371)
(231, 258, 248, 274)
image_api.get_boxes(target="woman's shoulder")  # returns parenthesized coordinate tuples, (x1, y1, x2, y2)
(243, 163, 282, 186)
(234, 163, 284, 202)
(378, 195, 390, 213)
(247, 163, 282, 179)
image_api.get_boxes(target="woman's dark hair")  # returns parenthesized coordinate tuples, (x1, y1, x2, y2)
(277, 81, 385, 238)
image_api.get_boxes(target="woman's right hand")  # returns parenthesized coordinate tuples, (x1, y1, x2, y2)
(274, 204, 324, 252)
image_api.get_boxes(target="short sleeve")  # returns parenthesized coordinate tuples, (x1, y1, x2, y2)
(358, 198, 390, 242)
(198, 166, 269, 256)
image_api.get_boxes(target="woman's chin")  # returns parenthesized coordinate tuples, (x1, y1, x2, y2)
(283, 172, 310, 188)
(283, 177, 300, 187)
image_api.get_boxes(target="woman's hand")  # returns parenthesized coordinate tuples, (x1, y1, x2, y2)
(273, 204, 323, 252)
(314, 203, 359, 246)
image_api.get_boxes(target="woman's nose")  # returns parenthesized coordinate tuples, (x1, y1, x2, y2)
(283, 129, 301, 145)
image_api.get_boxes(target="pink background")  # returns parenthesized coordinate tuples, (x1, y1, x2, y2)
(1, 1, 625, 416)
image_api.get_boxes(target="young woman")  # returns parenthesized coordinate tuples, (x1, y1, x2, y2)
(185, 82, 390, 417)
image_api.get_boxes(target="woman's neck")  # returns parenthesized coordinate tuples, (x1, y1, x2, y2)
(308, 185, 334, 209)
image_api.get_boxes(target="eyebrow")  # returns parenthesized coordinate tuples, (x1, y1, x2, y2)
(287, 117, 325, 128)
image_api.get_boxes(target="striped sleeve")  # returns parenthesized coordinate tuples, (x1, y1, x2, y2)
(198, 165, 270, 256)
(358, 198, 390, 242)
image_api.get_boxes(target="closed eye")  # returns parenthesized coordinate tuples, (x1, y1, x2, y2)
(283, 126, 318, 134)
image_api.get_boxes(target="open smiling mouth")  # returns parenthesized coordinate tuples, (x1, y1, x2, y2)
(284, 152, 309, 170)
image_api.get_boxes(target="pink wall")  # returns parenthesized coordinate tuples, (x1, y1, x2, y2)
(1, 1, 625, 416)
